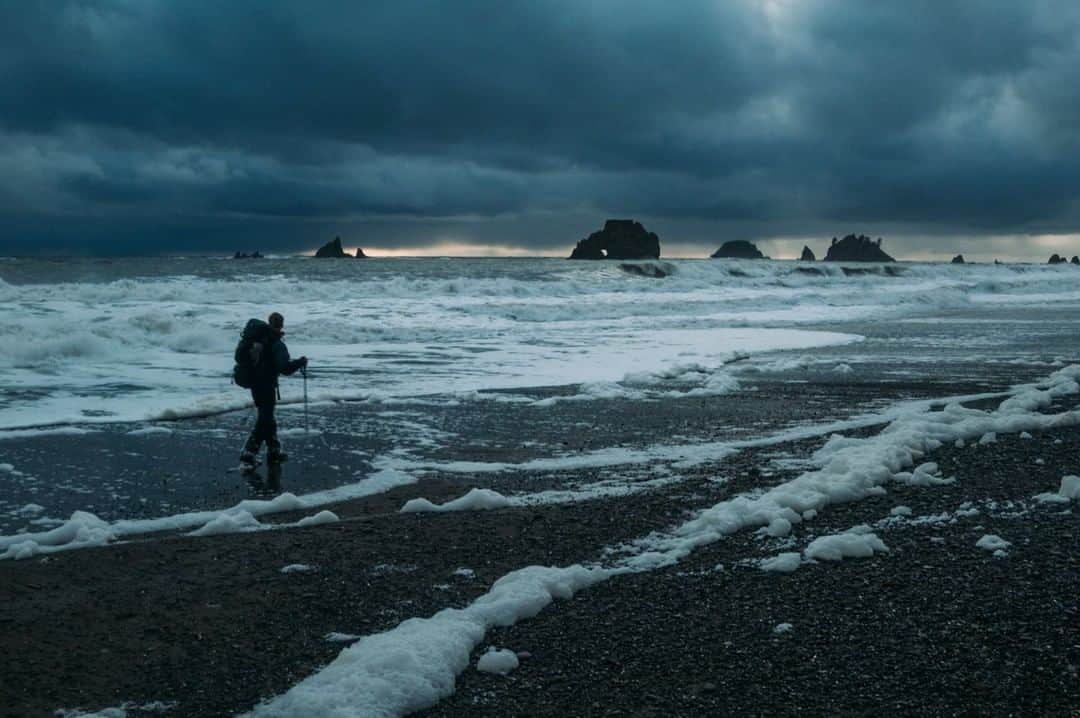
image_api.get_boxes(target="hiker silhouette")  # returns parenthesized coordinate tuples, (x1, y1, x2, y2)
(236, 312, 307, 468)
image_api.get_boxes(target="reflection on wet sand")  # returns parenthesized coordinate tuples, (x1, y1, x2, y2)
(246, 462, 283, 497)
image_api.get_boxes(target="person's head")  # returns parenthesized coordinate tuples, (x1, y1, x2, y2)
(268, 312, 285, 336)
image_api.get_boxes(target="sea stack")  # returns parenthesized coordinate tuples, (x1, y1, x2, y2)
(569, 220, 661, 260)
(315, 237, 350, 258)
(355, 247, 367, 258)
(824, 234, 895, 262)
(951, 254, 965, 264)
(1072, 256, 1079, 265)
(800, 245, 816, 261)
(1048, 254, 1066, 264)
(710, 240, 767, 259)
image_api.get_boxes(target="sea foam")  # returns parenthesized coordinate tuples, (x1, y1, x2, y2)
(0, 258, 1075, 430)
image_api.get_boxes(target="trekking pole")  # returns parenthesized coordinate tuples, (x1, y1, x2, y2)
(302, 366, 309, 436)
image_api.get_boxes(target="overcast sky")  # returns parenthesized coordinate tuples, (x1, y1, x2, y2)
(2, 1, 1079, 259)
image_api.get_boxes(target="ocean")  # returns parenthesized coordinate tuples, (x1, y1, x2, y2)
(2, 256, 1075, 433)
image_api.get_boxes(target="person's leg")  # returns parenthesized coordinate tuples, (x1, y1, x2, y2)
(256, 391, 276, 448)
(243, 388, 276, 462)
(240, 390, 264, 463)
(264, 392, 287, 462)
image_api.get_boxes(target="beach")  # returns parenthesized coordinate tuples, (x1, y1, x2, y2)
(2, 363, 1078, 716)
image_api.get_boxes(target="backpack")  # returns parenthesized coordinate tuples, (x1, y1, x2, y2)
(232, 318, 272, 389)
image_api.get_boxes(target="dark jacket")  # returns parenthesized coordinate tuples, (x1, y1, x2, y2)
(253, 335, 304, 392)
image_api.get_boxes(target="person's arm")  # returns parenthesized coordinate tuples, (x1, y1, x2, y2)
(273, 341, 307, 376)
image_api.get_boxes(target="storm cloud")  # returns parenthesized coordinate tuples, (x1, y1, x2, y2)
(2, 1, 1079, 255)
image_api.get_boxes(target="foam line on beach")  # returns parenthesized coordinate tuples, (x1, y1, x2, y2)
(755, 485, 1079, 573)
(384, 387, 1017, 477)
(400, 471, 692, 514)
(0, 464, 418, 560)
(0, 384, 1029, 559)
(238, 365, 1080, 718)
(0, 426, 100, 441)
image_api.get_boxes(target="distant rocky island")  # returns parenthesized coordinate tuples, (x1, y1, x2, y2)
(706, 233, 893, 262)
(824, 234, 895, 262)
(710, 240, 767, 259)
(315, 237, 366, 258)
(569, 220, 661, 260)
(1047, 253, 1080, 265)
(298, 229, 1080, 264)
(232, 251, 262, 259)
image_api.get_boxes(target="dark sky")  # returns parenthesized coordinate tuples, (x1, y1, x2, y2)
(2, 1, 1079, 258)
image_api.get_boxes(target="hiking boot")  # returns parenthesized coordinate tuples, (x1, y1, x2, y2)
(267, 450, 289, 464)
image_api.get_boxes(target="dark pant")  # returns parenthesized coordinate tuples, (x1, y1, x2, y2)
(244, 387, 280, 456)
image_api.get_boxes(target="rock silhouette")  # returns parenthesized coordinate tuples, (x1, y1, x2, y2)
(710, 240, 767, 259)
(315, 237, 350, 258)
(951, 255, 965, 264)
(569, 220, 661, 260)
(824, 234, 895, 262)
(355, 247, 367, 258)
(1048, 254, 1067, 264)
(233, 251, 263, 259)
(800, 245, 816, 261)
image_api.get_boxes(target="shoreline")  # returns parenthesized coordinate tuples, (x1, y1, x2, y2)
(0, 366, 1037, 545)
(2, 370, 1078, 716)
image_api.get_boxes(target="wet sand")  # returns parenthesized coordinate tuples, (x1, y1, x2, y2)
(1, 367, 1078, 717)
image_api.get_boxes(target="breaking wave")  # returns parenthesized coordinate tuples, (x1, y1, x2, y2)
(0, 257, 1077, 429)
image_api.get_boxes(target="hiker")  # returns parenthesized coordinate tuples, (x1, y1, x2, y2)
(237, 312, 307, 468)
